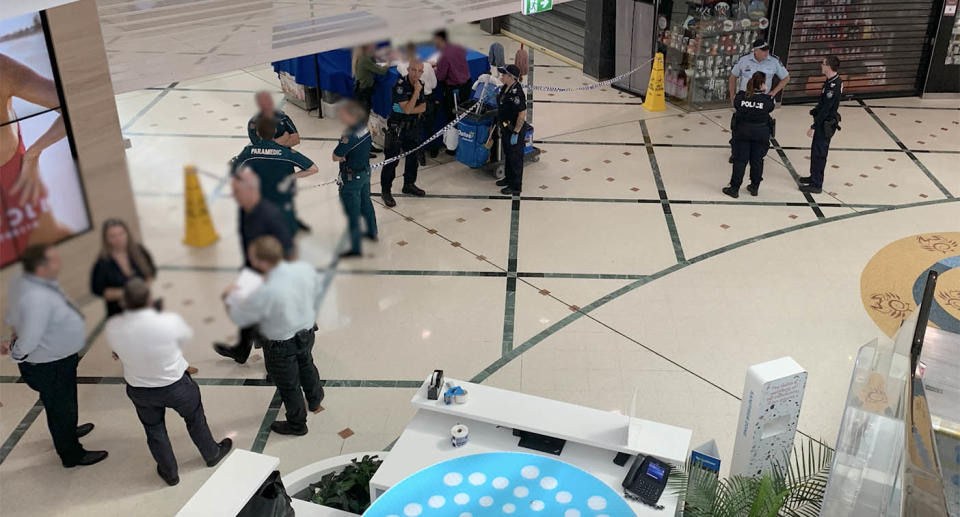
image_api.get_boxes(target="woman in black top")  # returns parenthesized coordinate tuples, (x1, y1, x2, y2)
(90, 219, 156, 317)
(723, 71, 775, 199)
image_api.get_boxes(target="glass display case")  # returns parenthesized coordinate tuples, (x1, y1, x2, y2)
(656, 0, 771, 109)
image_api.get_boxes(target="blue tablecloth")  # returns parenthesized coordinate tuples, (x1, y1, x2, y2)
(272, 45, 489, 118)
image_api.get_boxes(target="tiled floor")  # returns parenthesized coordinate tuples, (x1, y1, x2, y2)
(1, 23, 959, 517)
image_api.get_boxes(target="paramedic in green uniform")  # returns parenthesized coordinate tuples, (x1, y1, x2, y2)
(248, 91, 300, 146)
(233, 117, 318, 236)
(332, 100, 378, 258)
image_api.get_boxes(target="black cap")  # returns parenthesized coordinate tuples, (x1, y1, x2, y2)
(497, 64, 522, 78)
(752, 39, 769, 50)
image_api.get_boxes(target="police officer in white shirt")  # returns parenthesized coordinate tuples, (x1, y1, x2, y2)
(225, 235, 325, 436)
(729, 39, 790, 103)
(105, 279, 232, 486)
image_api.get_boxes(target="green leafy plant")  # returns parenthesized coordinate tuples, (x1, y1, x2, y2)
(668, 438, 833, 517)
(309, 454, 383, 514)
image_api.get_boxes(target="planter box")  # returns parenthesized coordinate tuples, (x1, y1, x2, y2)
(283, 451, 387, 517)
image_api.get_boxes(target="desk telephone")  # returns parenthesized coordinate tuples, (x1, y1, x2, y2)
(622, 454, 671, 509)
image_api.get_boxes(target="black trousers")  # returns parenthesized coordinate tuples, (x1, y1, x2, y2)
(729, 126, 770, 189)
(126, 373, 219, 478)
(354, 84, 374, 114)
(18, 354, 83, 464)
(231, 325, 260, 363)
(809, 128, 831, 188)
(381, 123, 421, 191)
(263, 327, 323, 430)
(501, 131, 524, 191)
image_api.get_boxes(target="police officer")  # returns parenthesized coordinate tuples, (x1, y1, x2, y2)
(723, 72, 775, 199)
(332, 100, 378, 259)
(728, 40, 789, 162)
(380, 59, 427, 208)
(495, 64, 527, 195)
(799, 55, 843, 194)
(233, 117, 318, 236)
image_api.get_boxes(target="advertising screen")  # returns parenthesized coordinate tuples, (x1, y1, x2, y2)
(0, 11, 90, 268)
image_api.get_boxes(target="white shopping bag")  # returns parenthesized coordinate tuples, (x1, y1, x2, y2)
(444, 126, 459, 151)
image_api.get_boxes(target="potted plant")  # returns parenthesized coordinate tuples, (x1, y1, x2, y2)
(669, 438, 833, 517)
(308, 454, 383, 514)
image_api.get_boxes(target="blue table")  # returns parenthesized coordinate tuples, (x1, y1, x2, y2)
(364, 451, 634, 517)
(272, 45, 489, 118)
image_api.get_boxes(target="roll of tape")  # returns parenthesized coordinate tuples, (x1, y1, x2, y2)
(454, 389, 468, 404)
(451, 424, 469, 448)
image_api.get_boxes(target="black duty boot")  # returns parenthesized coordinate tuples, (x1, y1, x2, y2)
(722, 186, 739, 199)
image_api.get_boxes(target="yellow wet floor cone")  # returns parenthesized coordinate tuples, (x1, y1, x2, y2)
(642, 52, 667, 112)
(182, 165, 219, 247)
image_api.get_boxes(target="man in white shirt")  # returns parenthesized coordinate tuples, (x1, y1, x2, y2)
(226, 236, 325, 436)
(105, 279, 232, 486)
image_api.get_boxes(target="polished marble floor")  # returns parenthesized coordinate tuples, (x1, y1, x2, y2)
(1, 24, 959, 517)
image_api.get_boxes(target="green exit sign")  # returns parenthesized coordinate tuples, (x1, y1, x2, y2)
(522, 0, 553, 15)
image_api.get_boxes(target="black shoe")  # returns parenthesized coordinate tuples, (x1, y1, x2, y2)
(799, 184, 822, 194)
(382, 191, 396, 208)
(364, 234, 378, 242)
(339, 251, 362, 259)
(402, 184, 426, 197)
(369, 153, 377, 159)
(429, 147, 439, 158)
(746, 184, 759, 197)
(157, 464, 179, 486)
(296, 219, 312, 234)
(76, 423, 94, 438)
(721, 186, 739, 198)
(797, 176, 813, 185)
(63, 450, 108, 468)
(445, 149, 456, 156)
(213, 343, 246, 365)
(728, 155, 734, 164)
(309, 387, 326, 413)
(206, 438, 233, 467)
(495, 178, 509, 187)
(500, 187, 520, 195)
(370, 146, 383, 154)
(270, 421, 308, 436)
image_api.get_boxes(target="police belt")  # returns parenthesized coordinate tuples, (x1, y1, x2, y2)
(388, 116, 420, 132)
(261, 324, 319, 346)
(339, 164, 369, 182)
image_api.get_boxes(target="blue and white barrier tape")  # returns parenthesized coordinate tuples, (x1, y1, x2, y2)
(526, 56, 655, 93)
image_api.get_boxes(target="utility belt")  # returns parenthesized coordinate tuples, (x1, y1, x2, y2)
(339, 164, 369, 182)
(730, 114, 776, 137)
(262, 324, 319, 346)
(810, 108, 842, 138)
(387, 116, 420, 133)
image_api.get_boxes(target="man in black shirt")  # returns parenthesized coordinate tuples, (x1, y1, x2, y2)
(380, 60, 427, 207)
(214, 168, 294, 364)
(799, 55, 843, 194)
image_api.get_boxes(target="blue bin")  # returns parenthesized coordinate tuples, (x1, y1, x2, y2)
(456, 116, 494, 168)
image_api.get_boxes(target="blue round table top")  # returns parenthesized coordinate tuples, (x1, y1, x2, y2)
(363, 452, 634, 517)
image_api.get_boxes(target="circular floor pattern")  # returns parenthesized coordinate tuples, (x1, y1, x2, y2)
(363, 452, 633, 517)
(860, 232, 960, 337)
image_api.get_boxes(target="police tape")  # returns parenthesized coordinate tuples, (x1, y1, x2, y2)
(319, 84, 490, 186)
(525, 56, 656, 93)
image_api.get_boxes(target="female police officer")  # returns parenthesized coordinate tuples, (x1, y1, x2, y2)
(722, 71, 775, 199)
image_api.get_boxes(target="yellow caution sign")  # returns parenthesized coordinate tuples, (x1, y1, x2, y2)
(182, 165, 219, 247)
(642, 53, 666, 112)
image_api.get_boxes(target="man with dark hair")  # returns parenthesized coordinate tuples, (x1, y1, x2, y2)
(233, 117, 319, 235)
(381, 59, 428, 207)
(799, 55, 843, 194)
(433, 29, 471, 128)
(2, 244, 108, 468)
(106, 279, 232, 486)
(224, 236, 326, 436)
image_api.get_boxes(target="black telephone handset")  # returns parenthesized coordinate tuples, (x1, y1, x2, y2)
(622, 454, 671, 509)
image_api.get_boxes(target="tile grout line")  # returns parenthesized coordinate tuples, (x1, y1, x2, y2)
(121, 81, 178, 131)
(0, 318, 107, 465)
(857, 99, 954, 199)
(639, 120, 685, 263)
(770, 138, 826, 219)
